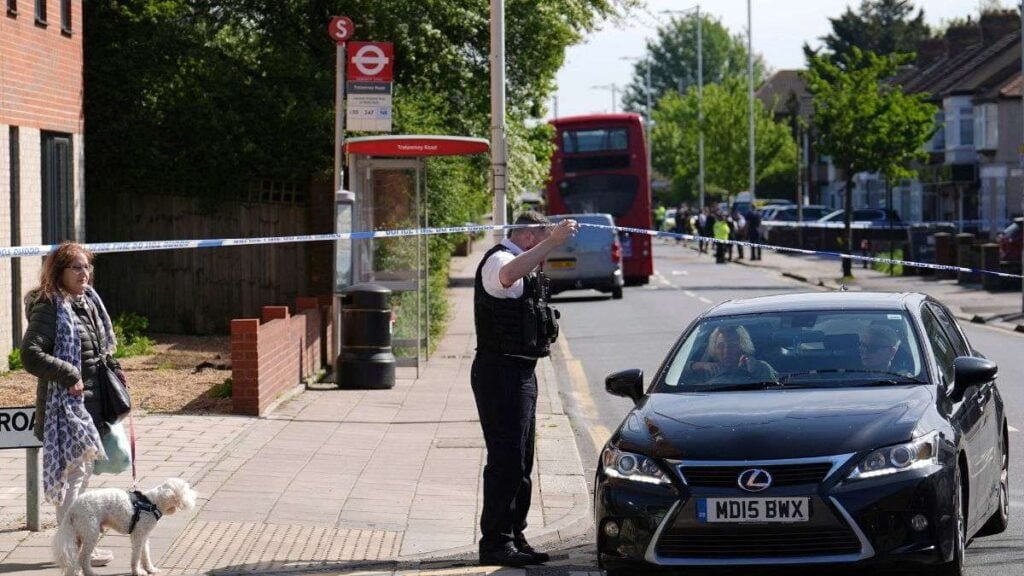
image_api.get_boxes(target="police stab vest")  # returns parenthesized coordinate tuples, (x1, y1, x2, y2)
(474, 244, 559, 358)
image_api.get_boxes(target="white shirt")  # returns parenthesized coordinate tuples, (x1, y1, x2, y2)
(481, 239, 526, 298)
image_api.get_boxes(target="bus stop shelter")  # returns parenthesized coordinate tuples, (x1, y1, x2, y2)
(335, 135, 489, 377)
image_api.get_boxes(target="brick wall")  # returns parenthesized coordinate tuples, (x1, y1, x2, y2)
(229, 297, 334, 416)
(0, 1, 84, 132)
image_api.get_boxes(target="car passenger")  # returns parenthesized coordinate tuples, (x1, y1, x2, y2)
(690, 326, 778, 381)
(859, 324, 901, 372)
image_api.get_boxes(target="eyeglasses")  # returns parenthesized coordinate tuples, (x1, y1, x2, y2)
(66, 264, 92, 273)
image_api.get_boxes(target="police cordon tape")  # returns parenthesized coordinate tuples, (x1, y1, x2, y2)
(0, 221, 1020, 280)
(575, 222, 1024, 280)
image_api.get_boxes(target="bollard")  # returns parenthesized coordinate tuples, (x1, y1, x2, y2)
(980, 243, 1001, 291)
(955, 233, 976, 284)
(337, 283, 396, 389)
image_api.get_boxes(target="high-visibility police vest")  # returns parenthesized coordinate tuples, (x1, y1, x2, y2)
(713, 219, 730, 241)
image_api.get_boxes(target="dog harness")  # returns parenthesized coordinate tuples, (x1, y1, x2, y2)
(129, 491, 162, 534)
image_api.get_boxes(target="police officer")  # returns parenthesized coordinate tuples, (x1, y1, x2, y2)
(472, 211, 577, 567)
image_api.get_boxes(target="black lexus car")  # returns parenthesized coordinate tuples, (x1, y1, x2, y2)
(596, 292, 1009, 575)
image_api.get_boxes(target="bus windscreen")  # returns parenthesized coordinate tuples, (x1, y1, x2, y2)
(561, 128, 629, 154)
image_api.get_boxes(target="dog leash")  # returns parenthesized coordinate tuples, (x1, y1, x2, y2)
(128, 411, 138, 490)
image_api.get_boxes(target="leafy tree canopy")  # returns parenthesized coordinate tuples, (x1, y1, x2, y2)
(802, 47, 936, 275)
(807, 0, 930, 67)
(84, 0, 619, 209)
(650, 78, 796, 205)
(622, 13, 765, 115)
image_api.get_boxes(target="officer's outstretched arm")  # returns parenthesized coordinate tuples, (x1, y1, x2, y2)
(498, 220, 578, 288)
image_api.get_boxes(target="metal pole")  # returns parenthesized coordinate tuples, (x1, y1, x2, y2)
(1020, 2, 1023, 312)
(698, 6, 705, 211)
(491, 0, 507, 243)
(612, 84, 619, 113)
(553, 94, 558, 118)
(749, 0, 757, 201)
(645, 57, 653, 185)
(27, 448, 40, 531)
(334, 43, 346, 193)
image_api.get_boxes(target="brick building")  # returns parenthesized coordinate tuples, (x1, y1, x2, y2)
(1, 0, 84, 370)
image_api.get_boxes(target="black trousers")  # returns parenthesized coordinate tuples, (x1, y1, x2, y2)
(748, 229, 762, 260)
(471, 351, 538, 551)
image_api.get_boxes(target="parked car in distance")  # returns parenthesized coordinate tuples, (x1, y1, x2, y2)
(764, 205, 832, 222)
(544, 213, 624, 299)
(819, 208, 902, 224)
(758, 204, 792, 221)
(596, 292, 1007, 576)
(997, 216, 1022, 269)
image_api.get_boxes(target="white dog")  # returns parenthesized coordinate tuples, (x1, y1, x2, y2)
(53, 478, 197, 576)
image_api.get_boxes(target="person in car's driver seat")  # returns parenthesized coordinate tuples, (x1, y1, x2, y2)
(691, 325, 778, 381)
(859, 324, 902, 372)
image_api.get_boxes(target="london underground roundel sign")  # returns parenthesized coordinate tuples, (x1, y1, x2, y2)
(347, 42, 394, 82)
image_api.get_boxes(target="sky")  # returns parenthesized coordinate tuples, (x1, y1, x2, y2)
(551, 0, 993, 119)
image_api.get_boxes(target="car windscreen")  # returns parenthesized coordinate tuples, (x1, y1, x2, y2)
(656, 310, 925, 391)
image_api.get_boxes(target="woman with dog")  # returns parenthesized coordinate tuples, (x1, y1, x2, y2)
(21, 241, 120, 568)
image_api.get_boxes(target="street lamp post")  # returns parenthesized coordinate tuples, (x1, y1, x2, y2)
(591, 83, 620, 113)
(748, 0, 756, 203)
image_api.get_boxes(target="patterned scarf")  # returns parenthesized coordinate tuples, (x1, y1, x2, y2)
(43, 285, 117, 505)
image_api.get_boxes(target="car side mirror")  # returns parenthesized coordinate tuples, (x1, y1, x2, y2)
(951, 356, 997, 399)
(606, 369, 644, 404)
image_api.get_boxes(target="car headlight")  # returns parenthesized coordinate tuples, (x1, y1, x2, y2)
(601, 445, 670, 485)
(845, 431, 940, 481)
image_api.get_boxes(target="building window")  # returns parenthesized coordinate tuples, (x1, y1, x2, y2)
(930, 112, 945, 152)
(41, 132, 74, 243)
(6, 0, 16, 16)
(9, 127, 22, 346)
(34, 0, 44, 24)
(958, 106, 974, 147)
(974, 103, 998, 151)
(59, 0, 69, 33)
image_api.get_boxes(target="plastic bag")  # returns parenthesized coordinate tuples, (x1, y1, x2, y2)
(93, 421, 131, 475)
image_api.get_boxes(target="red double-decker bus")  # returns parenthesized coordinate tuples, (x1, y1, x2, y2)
(546, 113, 653, 285)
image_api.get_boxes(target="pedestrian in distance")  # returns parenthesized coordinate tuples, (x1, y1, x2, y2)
(730, 207, 746, 260)
(21, 242, 122, 568)
(472, 211, 578, 567)
(747, 208, 763, 260)
(713, 213, 730, 264)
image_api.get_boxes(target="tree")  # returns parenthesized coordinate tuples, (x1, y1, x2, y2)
(810, 0, 930, 66)
(84, 0, 620, 206)
(622, 13, 765, 114)
(650, 79, 796, 204)
(803, 48, 936, 278)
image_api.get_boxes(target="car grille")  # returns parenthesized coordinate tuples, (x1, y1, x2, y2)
(680, 463, 834, 488)
(656, 526, 861, 558)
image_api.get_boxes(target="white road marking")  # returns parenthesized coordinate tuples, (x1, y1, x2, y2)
(671, 270, 688, 276)
(1010, 426, 1019, 433)
(684, 290, 697, 298)
(698, 297, 712, 304)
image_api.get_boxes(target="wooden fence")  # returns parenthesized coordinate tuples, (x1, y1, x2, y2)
(89, 191, 323, 334)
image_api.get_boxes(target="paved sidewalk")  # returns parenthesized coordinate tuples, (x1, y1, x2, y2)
(677, 239, 1024, 331)
(0, 244, 590, 575)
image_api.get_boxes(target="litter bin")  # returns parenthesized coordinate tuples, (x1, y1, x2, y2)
(338, 283, 396, 389)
